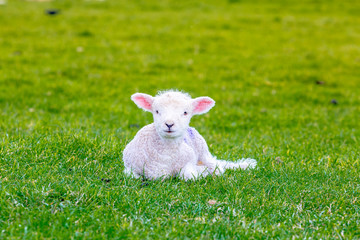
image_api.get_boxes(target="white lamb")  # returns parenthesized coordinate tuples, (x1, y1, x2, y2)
(123, 90, 257, 181)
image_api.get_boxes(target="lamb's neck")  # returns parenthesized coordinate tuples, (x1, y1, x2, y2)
(159, 136, 183, 147)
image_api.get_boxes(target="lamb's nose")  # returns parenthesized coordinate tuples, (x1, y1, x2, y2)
(165, 123, 174, 129)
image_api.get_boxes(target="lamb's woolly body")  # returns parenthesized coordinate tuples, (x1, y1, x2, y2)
(123, 90, 257, 180)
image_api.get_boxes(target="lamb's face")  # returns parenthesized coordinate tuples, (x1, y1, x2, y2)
(152, 93, 192, 139)
(131, 90, 215, 140)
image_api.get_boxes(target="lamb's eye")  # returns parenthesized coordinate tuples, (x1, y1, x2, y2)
(156, 110, 159, 114)
(184, 111, 188, 116)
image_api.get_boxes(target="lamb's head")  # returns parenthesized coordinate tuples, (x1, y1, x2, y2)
(131, 90, 215, 139)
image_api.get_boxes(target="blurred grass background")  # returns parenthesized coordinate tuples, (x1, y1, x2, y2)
(0, 0, 359, 238)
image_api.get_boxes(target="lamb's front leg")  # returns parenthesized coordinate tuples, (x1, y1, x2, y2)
(179, 162, 210, 181)
(216, 158, 257, 170)
(195, 138, 257, 173)
(201, 155, 257, 175)
(188, 127, 257, 175)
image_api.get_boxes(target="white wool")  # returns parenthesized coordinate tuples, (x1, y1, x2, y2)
(123, 90, 257, 181)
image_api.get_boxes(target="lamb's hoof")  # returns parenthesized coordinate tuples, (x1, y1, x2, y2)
(236, 158, 257, 170)
(243, 158, 257, 169)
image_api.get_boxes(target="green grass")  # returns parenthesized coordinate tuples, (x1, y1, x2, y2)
(1, 0, 360, 238)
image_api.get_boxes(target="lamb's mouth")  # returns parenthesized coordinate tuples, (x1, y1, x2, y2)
(164, 130, 174, 133)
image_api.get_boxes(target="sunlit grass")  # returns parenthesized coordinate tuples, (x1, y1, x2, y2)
(0, 0, 359, 238)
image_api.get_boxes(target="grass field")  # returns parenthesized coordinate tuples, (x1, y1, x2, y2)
(1, 0, 360, 238)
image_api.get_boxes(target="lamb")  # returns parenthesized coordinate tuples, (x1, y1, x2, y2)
(122, 90, 257, 181)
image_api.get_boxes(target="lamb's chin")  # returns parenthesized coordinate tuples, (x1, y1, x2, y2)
(158, 130, 182, 139)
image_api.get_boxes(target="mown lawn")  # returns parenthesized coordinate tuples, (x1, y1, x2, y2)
(0, 0, 359, 238)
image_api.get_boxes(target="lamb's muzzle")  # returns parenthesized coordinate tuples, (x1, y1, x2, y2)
(165, 123, 174, 129)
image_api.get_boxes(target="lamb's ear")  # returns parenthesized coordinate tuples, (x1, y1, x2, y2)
(131, 93, 154, 112)
(192, 97, 215, 115)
